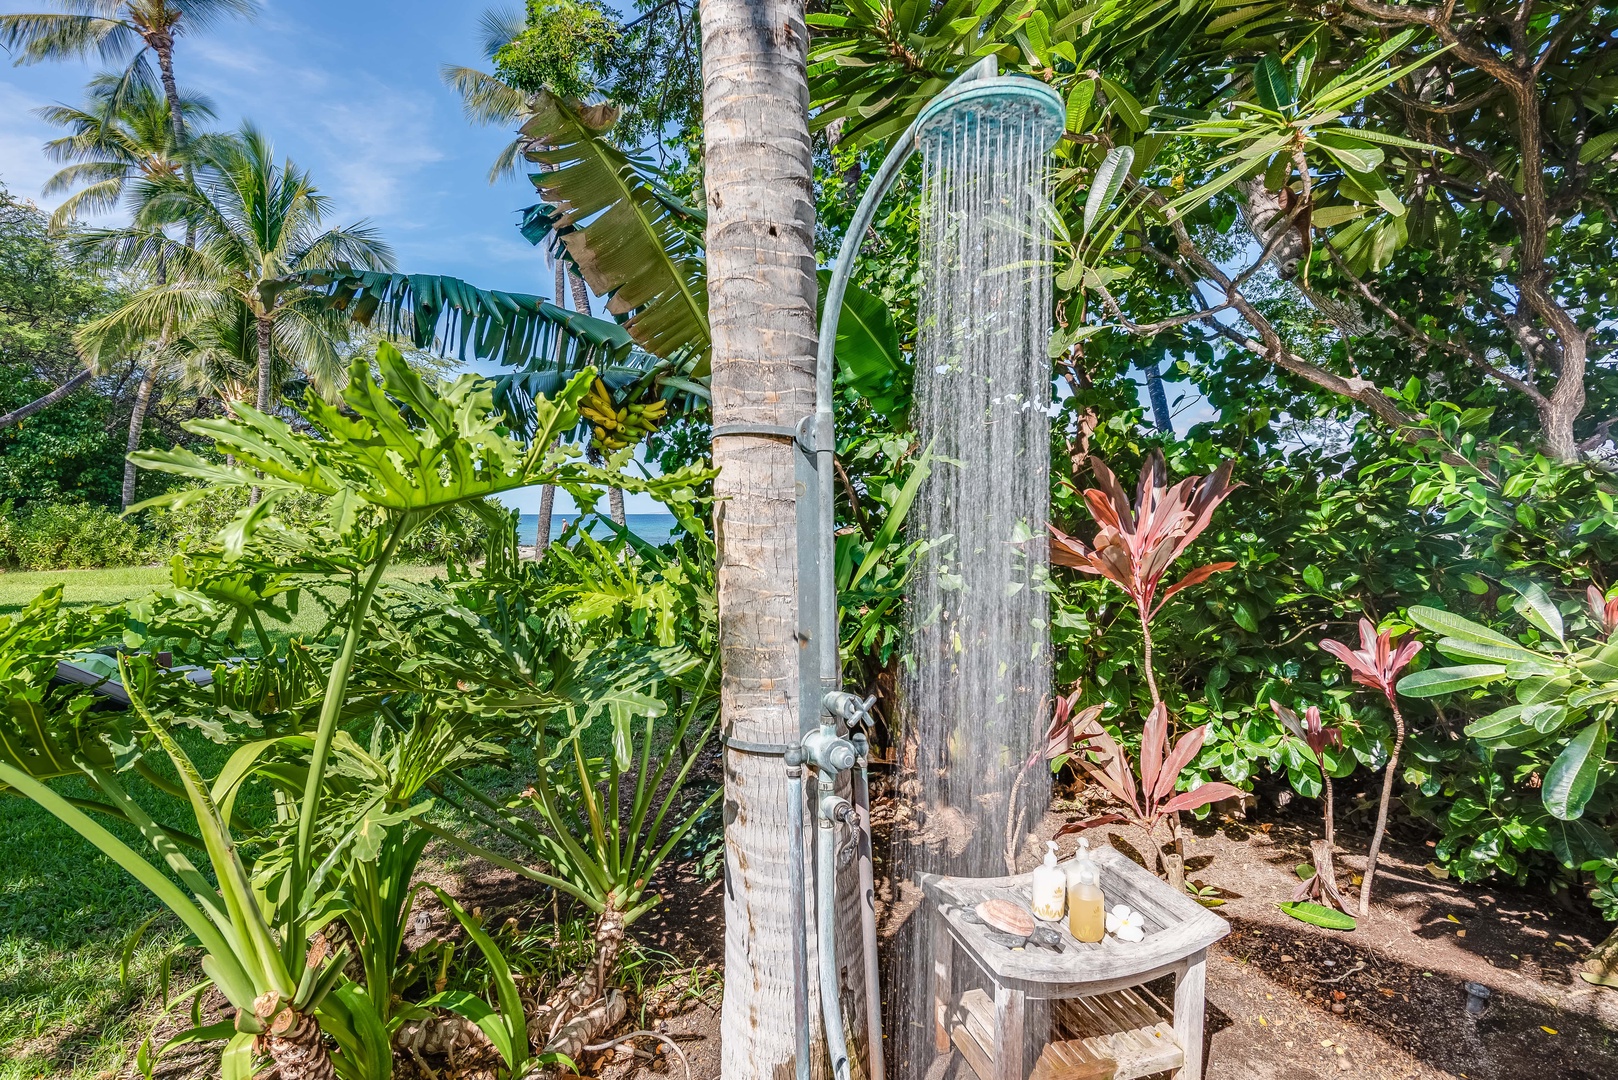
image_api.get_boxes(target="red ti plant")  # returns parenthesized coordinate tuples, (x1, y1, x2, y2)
(1588, 583, 1618, 639)
(1057, 702, 1243, 884)
(1006, 688, 1104, 871)
(1271, 700, 1350, 910)
(1048, 451, 1239, 704)
(1048, 450, 1239, 888)
(1319, 618, 1421, 917)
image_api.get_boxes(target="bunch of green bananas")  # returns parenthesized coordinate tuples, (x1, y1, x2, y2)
(579, 377, 669, 452)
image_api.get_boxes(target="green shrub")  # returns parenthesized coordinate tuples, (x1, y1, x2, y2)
(0, 500, 149, 570)
(0, 492, 495, 571)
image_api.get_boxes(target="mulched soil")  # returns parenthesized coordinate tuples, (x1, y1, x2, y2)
(519, 767, 1618, 1080)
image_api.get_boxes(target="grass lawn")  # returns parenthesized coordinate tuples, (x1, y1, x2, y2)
(0, 562, 445, 1079)
(0, 735, 279, 1080)
(0, 564, 448, 642)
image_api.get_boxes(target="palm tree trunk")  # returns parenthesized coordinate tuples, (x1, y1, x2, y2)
(255, 315, 275, 413)
(568, 264, 591, 315)
(152, 37, 187, 144)
(121, 369, 156, 510)
(0, 368, 92, 431)
(250, 314, 275, 505)
(536, 476, 557, 558)
(567, 265, 625, 521)
(702, 1, 825, 1075)
(150, 35, 198, 247)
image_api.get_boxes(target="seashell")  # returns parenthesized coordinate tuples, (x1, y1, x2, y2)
(976, 898, 1036, 937)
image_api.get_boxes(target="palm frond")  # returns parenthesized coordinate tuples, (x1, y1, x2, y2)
(476, 6, 525, 60)
(0, 12, 139, 65)
(440, 64, 530, 126)
(300, 268, 634, 377)
(173, 0, 262, 33)
(77, 280, 235, 366)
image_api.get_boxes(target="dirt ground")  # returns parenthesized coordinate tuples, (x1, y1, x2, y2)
(136, 770, 1606, 1080)
(509, 773, 1618, 1080)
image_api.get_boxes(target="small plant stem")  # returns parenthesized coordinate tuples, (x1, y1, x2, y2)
(1323, 772, 1335, 850)
(1359, 696, 1406, 918)
(1137, 604, 1162, 707)
(291, 515, 408, 957)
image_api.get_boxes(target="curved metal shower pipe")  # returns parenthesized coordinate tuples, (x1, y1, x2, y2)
(795, 55, 1002, 1080)
(794, 55, 1063, 1080)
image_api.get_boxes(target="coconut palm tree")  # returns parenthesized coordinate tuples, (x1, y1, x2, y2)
(76, 124, 395, 426)
(441, 7, 593, 313)
(38, 73, 214, 506)
(37, 72, 212, 230)
(699, 0, 831, 1074)
(0, 1, 257, 143)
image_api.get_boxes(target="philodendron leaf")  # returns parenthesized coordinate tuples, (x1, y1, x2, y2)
(1543, 719, 1608, 820)
(1279, 900, 1356, 930)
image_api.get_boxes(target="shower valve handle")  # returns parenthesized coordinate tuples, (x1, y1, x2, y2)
(823, 690, 878, 732)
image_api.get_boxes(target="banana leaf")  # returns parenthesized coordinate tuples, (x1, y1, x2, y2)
(520, 92, 711, 373)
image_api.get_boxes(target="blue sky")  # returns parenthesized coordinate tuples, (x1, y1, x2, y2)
(0, 0, 1205, 507)
(0, 0, 667, 513)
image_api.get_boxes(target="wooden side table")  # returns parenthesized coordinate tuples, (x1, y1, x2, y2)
(922, 846, 1229, 1080)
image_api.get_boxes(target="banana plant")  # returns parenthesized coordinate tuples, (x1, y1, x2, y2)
(519, 91, 710, 373)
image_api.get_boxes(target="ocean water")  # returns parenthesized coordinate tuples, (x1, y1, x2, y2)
(517, 512, 679, 547)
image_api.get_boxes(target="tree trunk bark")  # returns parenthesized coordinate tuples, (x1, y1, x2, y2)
(250, 314, 274, 505)
(607, 485, 626, 527)
(568, 264, 591, 316)
(536, 479, 557, 558)
(1143, 358, 1172, 433)
(0, 368, 93, 431)
(152, 38, 187, 144)
(255, 314, 275, 413)
(701, 1, 825, 1077)
(121, 369, 156, 510)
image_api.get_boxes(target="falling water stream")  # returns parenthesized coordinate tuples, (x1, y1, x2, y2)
(888, 95, 1060, 1080)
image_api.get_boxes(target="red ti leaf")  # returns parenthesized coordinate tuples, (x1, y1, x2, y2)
(1320, 617, 1421, 700)
(1152, 723, 1210, 805)
(1160, 782, 1244, 816)
(1055, 813, 1128, 836)
(1139, 702, 1168, 802)
(1155, 561, 1238, 613)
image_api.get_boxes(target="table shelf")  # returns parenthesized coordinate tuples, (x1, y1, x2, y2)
(949, 986, 1183, 1080)
(924, 846, 1227, 1080)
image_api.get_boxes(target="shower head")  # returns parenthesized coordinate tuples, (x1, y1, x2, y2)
(914, 64, 1065, 153)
